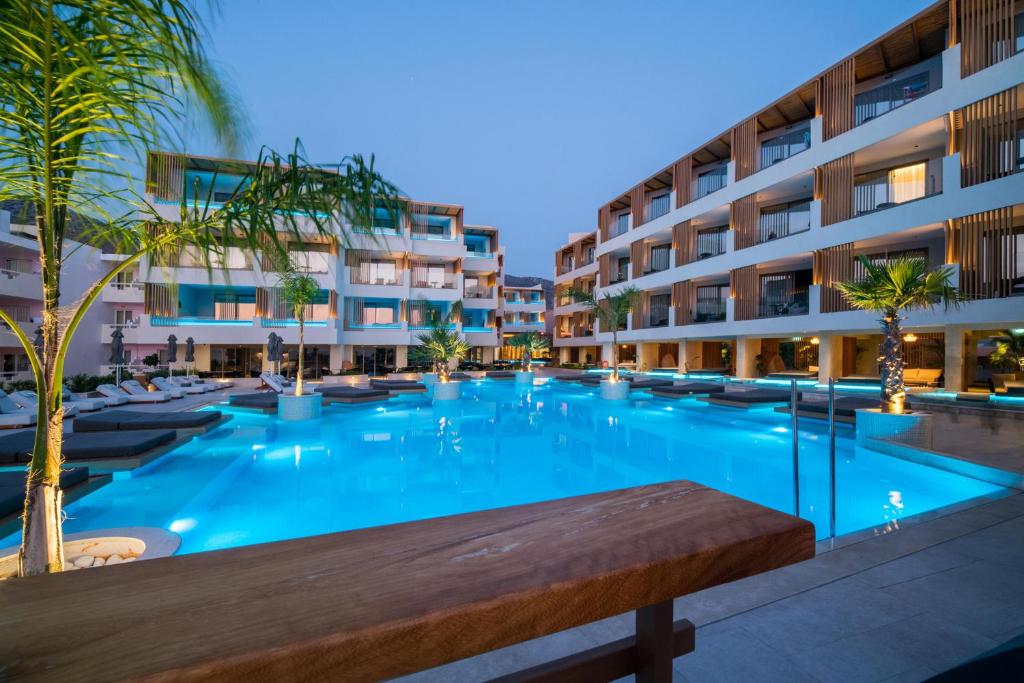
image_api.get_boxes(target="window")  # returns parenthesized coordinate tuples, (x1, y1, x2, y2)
(649, 294, 670, 327)
(613, 213, 629, 236)
(760, 127, 810, 169)
(114, 309, 136, 326)
(695, 166, 727, 198)
(696, 226, 728, 259)
(648, 244, 671, 273)
(855, 71, 932, 126)
(695, 285, 727, 323)
(648, 193, 670, 221)
(615, 257, 630, 283)
(364, 302, 395, 325)
(367, 260, 397, 284)
(759, 199, 811, 243)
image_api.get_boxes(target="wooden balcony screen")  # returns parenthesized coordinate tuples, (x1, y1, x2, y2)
(598, 206, 611, 243)
(672, 281, 693, 326)
(573, 239, 584, 267)
(732, 117, 758, 182)
(143, 283, 175, 317)
(959, 0, 1019, 77)
(730, 265, 758, 321)
(145, 153, 185, 202)
(598, 253, 612, 287)
(957, 87, 1019, 188)
(630, 185, 644, 228)
(814, 242, 856, 313)
(673, 157, 692, 208)
(818, 58, 855, 141)
(947, 205, 1018, 299)
(630, 240, 646, 279)
(730, 194, 759, 250)
(816, 154, 855, 226)
(672, 221, 694, 267)
(631, 292, 649, 330)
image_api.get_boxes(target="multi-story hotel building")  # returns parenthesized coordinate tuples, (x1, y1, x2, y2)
(554, 0, 1024, 390)
(92, 152, 506, 378)
(498, 283, 547, 360)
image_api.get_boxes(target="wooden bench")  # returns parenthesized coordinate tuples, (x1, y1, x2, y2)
(0, 481, 815, 682)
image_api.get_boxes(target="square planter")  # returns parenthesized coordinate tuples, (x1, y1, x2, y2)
(600, 379, 631, 401)
(514, 371, 535, 385)
(277, 393, 322, 421)
(855, 408, 933, 449)
(432, 381, 463, 401)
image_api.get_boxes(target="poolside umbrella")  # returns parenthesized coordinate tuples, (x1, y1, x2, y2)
(166, 334, 178, 378)
(109, 328, 125, 385)
(184, 337, 195, 377)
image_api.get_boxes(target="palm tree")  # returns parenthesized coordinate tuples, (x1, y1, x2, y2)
(566, 285, 642, 381)
(0, 1, 404, 575)
(835, 256, 961, 413)
(409, 301, 469, 381)
(278, 269, 321, 396)
(989, 330, 1024, 374)
(507, 331, 550, 372)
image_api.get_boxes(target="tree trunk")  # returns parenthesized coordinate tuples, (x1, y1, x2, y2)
(521, 348, 531, 372)
(611, 330, 619, 381)
(295, 318, 304, 396)
(878, 311, 905, 414)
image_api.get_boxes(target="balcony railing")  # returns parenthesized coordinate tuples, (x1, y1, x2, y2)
(854, 70, 935, 127)
(696, 228, 727, 259)
(854, 159, 942, 216)
(759, 128, 810, 170)
(694, 286, 728, 323)
(645, 246, 671, 274)
(350, 271, 400, 286)
(109, 281, 143, 291)
(610, 215, 629, 238)
(558, 258, 574, 275)
(150, 316, 252, 327)
(412, 273, 457, 289)
(758, 201, 811, 243)
(465, 286, 493, 299)
(644, 194, 671, 223)
(757, 291, 809, 319)
(694, 167, 727, 199)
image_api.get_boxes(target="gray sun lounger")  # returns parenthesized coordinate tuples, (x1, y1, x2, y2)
(625, 378, 675, 390)
(485, 371, 516, 380)
(775, 396, 879, 423)
(369, 379, 427, 393)
(228, 392, 280, 412)
(0, 429, 181, 470)
(651, 382, 727, 398)
(700, 389, 802, 408)
(73, 409, 229, 434)
(315, 386, 391, 404)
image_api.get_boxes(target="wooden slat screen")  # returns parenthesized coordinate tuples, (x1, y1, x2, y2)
(960, 0, 1017, 77)
(631, 292, 648, 330)
(819, 58, 855, 141)
(813, 242, 856, 313)
(671, 281, 693, 326)
(947, 206, 1018, 299)
(732, 117, 758, 182)
(730, 266, 758, 321)
(143, 283, 175, 317)
(958, 87, 1019, 188)
(672, 221, 694, 267)
(598, 206, 610, 243)
(598, 253, 612, 287)
(673, 157, 692, 208)
(630, 240, 646, 279)
(572, 239, 584, 267)
(630, 185, 644, 228)
(145, 153, 185, 202)
(730, 194, 759, 250)
(329, 291, 338, 319)
(816, 154, 855, 226)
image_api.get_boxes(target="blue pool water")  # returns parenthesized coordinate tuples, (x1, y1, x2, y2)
(2, 380, 1006, 552)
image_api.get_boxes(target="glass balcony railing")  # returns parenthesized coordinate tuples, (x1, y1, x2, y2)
(694, 167, 727, 199)
(696, 228, 727, 259)
(758, 201, 811, 243)
(644, 194, 671, 222)
(854, 159, 942, 216)
(854, 69, 936, 127)
(464, 286, 493, 299)
(412, 272, 457, 289)
(610, 216, 629, 238)
(759, 128, 810, 170)
(151, 316, 252, 327)
(757, 291, 809, 319)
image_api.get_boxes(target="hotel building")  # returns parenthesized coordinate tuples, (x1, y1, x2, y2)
(92, 152, 505, 378)
(554, 0, 1024, 390)
(499, 283, 548, 360)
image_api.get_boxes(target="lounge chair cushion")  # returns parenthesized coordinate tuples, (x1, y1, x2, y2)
(0, 390, 23, 414)
(0, 429, 176, 464)
(315, 386, 390, 399)
(73, 410, 223, 433)
(797, 396, 878, 416)
(369, 379, 426, 390)
(485, 371, 515, 379)
(628, 378, 675, 389)
(228, 393, 279, 408)
(0, 467, 90, 518)
(652, 382, 726, 396)
(716, 389, 801, 404)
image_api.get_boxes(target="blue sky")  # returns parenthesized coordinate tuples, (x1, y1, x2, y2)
(195, 0, 935, 276)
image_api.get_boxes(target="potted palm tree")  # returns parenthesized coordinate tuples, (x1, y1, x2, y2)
(409, 303, 470, 400)
(276, 267, 322, 420)
(508, 331, 550, 383)
(836, 256, 960, 447)
(567, 285, 642, 400)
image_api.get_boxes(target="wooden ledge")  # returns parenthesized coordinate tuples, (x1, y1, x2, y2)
(0, 481, 815, 682)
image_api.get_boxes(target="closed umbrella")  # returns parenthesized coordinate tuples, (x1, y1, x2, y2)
(267, 332, 280, 362)
(109, 328, 125, 386)
(166, 334, 178, 378)
(184, 337, 195, 377)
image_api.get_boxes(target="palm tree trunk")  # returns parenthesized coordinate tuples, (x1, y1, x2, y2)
(521, 348, 531, 372)
(295, 316, 304, 396)
(611, 330, 619, 381)
(879, 311, 905, 414)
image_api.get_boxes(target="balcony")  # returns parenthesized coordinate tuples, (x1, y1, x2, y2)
(759, 127, 810, 171)
(694, 285, 728, 323)
(854, 158, 942, 216)
(102, 281, 145, 303)
(758, 200, 811, 244)
(643, 245, 672, 276)
(694, 166, 727, 200)
(350, 269, 401, 286)
(464, 285, 494, 299)
(609, 214, 630, 239)
(695, 227, 727, 260)
(854, 66, 938, 128)
(643, 193, 671, 223)
(411, 272, 457, 290)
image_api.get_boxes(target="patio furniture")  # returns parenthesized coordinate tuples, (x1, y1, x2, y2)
(368, 379, 427, 393)
(774, 396, 879, 423)
(904, 368, 942, 387)
(0, 482, 814, 681)
(86, 387, 128, 407)
(485, 371, 516, 380)
(186, 374, 232, 389)
(97, 383, 170, 404)
(314, 386, 391, 404)
(10, 391, 79, 419)
(73, 409, 230, 434)
(142, 378, 185, 399)
(0, 390, 38, 428)
(765, 370, 817, 380)
(628, 378, 675, 390)
(158, 376, 206, 395)
(991, 373, 1022, 394)
(0, 428, 182, 470)
(700, 389, 801, 408)
(228, 392, 280, 413)
(651, 382, 727, 398)
(838, 375, 880, 386)
(61, 387, 106, 412)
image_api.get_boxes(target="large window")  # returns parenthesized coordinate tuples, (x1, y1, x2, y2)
(647, 193, 670, 221)
(352, 346, 395, 375)
(648, 244, 671, 273)
(695, 166, 727, 198)
(695, 285, 727, 323)
(648, 294, 670, 327)
(759, 127, 810, 169)
(854, 159, 942, 215)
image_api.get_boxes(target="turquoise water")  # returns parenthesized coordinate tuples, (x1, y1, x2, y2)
(2, 380, 1006, 552)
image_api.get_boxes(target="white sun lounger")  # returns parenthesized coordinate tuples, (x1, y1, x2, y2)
(10, 391, 79, 419)
(0, 390, 37, 428)
(167, 376, 210, 393)
(61, 387, 107, 412)
(120, 380, 177, 401)
(186, 374, 232, 389)
(97, 384, 170, 404)
(150, 376, 194, 397)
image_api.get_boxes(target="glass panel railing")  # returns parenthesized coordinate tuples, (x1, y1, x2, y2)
(694, 168, 727, 199)
(464, 286, 493, 299)
(854, 159, 942, 216)
(854, 71, 935, 127)
(757, 291, 810, 318)
(758, 201, 811, 243)
(412, 272, 457, 289)
(696, 228, 727, 259)
(759, 128, 811, 169)
(644, 194, 671, 222)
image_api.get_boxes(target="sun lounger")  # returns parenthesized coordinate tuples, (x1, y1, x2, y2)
(0, 467, 110, 537)
(314, 386, 392, 404)
(628, 378, 675, 390)
(774, 396, 878, 423)
(554, 374, 585, 383)
(97, 383, 170, 404)
(86, 387, 128, 407)
(700, 389, 801, 409)
(185, 375, 232, 389)
(651, 382, 727, 398)
(10, 391, 79, 419)
(228, 392, 280, 412)
(155, 376, 205, 395)
(485, 371, 516, 380)
(0, 429, 180, 470)
(73, 409, 229, 434)
(368, 379, 428, 393)
(578, 374, 627, 386)
(0, 390, 38, 428)
(765, 371, 817, 380)
(259, 372, 311, 394)
(448, 372, 474, 381)
(122, 379, 180, 400)
(61, 387, 106, 412)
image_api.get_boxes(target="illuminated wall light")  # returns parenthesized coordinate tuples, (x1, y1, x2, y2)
(903, 333, 918, 343)
(810, 337, 820, 345)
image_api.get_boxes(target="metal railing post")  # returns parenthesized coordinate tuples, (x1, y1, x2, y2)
(791, 378, 800, 517)
(828, 377, 837, 539)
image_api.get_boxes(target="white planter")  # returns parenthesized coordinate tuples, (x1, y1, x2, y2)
(855, 408, 934, 449)
(514, 370, 535, 385)
(421, 372, 439, 385)
(600, 379, 631, 401)
(433, 380, 463, 401)
(277, 393, 322, 421)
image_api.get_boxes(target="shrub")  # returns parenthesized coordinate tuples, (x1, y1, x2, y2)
(65, 373, 116, 393)
(2, 379, 37, 394)
(142, 353, 160, 367)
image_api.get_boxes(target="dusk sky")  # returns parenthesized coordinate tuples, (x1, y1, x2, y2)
(196, 0, 935, 276)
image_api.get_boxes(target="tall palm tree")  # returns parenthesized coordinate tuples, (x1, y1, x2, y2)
(566, 285, 642, 381)
(278, 268, 321, 396)
(835, 256, 960, 413)
(0, 1, 404, 575)
(507, 331, 549, 371)
(409, 301, 469, 382)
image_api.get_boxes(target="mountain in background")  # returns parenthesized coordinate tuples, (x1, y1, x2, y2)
(504, 274, 553, 308)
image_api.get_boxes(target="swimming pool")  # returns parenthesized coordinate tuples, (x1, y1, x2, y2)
(1, 380, 1007, 552)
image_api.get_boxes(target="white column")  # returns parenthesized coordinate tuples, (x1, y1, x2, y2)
(601, 342, 614, 368)
(395, 345, 408, 370)
(683, 339, 703, 371)
(735, 336, 760, 379)
(944, 325, 967, 392)
(816, 334, 843, 385)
